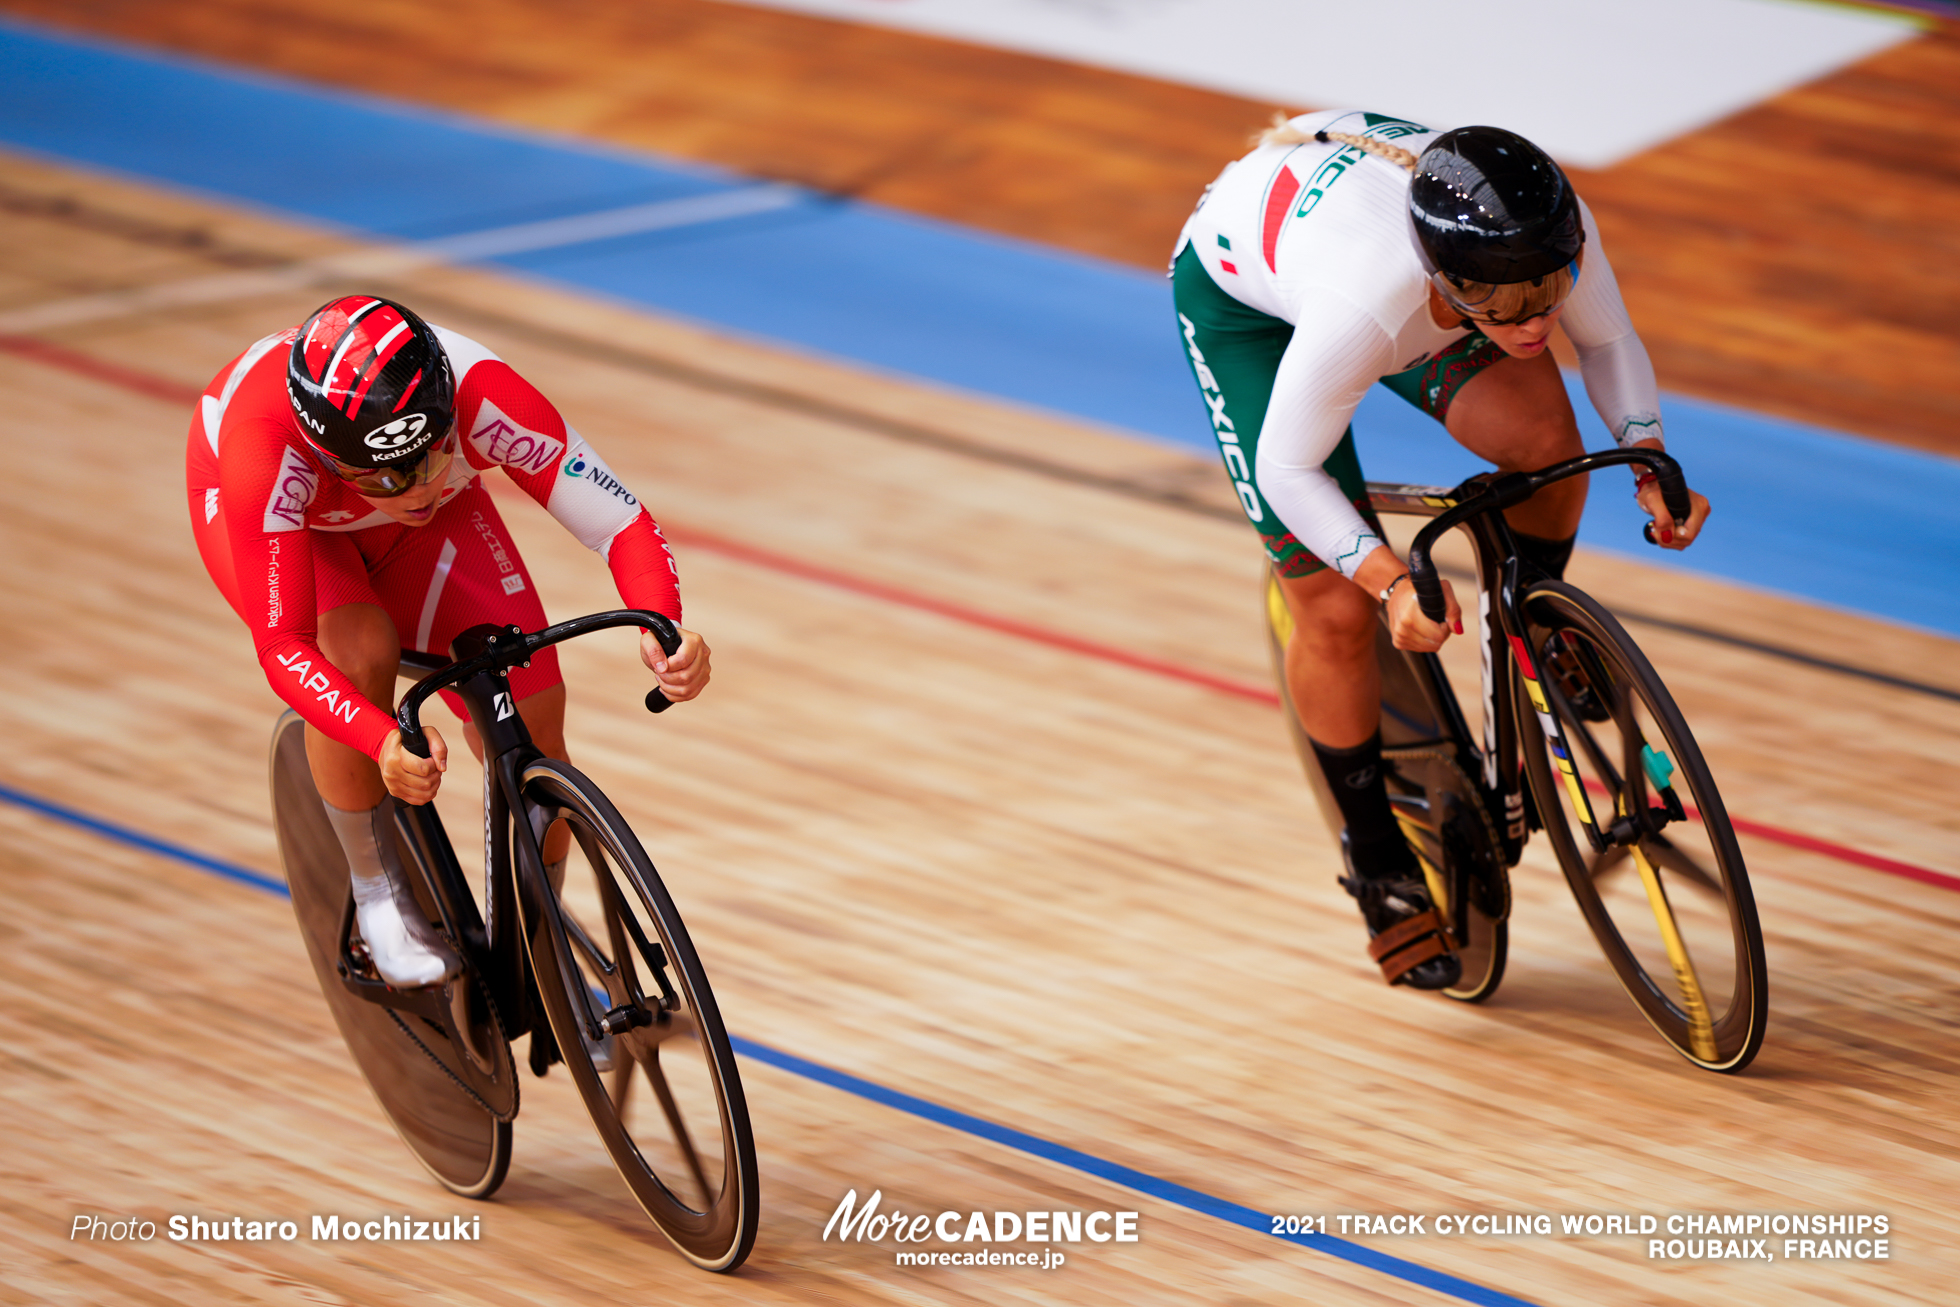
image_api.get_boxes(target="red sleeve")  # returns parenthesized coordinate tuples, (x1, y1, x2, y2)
(604, 514, 684, 622)
(214, 361, 395, 759)
(456, 358, 682, 623)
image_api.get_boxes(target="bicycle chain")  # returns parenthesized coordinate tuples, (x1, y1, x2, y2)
(382, 968, 520, 1124)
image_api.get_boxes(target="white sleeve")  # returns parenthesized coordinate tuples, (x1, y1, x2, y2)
(545, 426, 645, 560)
(430, 323, 501, 382)
(1255, 290, 1400, 578)
(1562, 201, 1665, 448)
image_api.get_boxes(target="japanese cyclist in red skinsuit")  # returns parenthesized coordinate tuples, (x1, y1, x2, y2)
(188, 295, 710, 987)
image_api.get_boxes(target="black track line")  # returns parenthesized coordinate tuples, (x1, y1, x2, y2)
(14, 181, 1956, 706)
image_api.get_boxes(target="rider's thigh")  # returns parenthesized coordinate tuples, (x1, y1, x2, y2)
(1443, 350, 1584, 472)
(365, 483, 565, 708)
(1278, 566, 1376, 654)
(316, 602, 402, 706)
(517, 683, 568, 760)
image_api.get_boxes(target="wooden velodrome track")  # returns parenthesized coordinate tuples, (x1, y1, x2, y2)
(3, 4, 1959, 1305)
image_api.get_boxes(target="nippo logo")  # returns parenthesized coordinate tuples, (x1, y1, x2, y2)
(364, 412, 429, 452)
(559, 448, 638, 506)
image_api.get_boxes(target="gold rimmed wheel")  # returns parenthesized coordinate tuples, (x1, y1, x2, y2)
(1514, 581, 1767, 1073)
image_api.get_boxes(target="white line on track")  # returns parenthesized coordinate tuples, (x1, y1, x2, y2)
(0, 183, 802, 333)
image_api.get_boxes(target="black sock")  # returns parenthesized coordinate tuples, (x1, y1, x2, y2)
(1310, 733, 1413, 877)
(1514, 530, 1576, 582)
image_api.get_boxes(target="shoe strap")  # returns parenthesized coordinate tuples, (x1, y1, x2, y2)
(1367, 909, 1453, 985)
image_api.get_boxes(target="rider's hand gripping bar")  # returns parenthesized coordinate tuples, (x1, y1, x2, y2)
(393, 610, 684, 757)
(1406, 449, 1689, 623)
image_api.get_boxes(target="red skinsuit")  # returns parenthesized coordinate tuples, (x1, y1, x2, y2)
(188, 323, 681, 760)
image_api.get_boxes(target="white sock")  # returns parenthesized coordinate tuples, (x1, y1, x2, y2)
(323, 799, 396, 908)
(323, 798, 455, 985)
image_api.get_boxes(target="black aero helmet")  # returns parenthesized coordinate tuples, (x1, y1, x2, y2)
(287, 295, 455, 470)
(1409, 126, 1582, 285)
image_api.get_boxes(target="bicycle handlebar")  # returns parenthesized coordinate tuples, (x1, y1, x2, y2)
(395, 610, 683, 758)
(1407, 449, 1689, 623)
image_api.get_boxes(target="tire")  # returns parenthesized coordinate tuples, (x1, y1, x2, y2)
(269, 712, 513, 1197)
(1265, 571, 1508, 1002)
(1512, 582, 1768, 1072)
(516, 759, 758, 1272)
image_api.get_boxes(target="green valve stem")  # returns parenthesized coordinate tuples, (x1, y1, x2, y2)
(1642, 744, 1675, 791)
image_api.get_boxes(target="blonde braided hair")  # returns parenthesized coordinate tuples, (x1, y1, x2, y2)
(1256, 114, 1418, 171)
(1254, 114, 1575, 320)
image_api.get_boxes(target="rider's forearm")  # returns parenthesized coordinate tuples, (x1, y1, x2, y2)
(1253, 453, 1389, 582)
(604, 511, 683, 625)
(233, 532, 393, 759)
(1351, 545, 1408, 601)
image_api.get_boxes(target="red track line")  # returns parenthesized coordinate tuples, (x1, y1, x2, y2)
(670, 524, 1282, 706)
(677, 525, 1960, 893)
(1727, 817, 1960, 892)
(1575, 777, 1960, 894)
(0, 334, 204, 405)
(12, 336, 1954, 891)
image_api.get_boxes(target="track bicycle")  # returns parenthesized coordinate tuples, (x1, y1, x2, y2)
(1265, 449, 1768, 1072)
(268, 610, 758, 1268)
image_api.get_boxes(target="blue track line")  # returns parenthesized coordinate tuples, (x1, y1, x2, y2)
(732, 1036, 1542, 1305)
(4, 16, 1959, 635)
(0, 778, 1540, 1305)
(0, 781, 286, 895)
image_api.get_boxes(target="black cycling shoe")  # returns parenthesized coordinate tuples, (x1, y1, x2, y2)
(1338, 832, 1462, 991)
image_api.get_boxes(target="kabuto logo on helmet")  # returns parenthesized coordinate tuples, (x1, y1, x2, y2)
(287, 295, 454, 469)
(365, 412, 430, 451)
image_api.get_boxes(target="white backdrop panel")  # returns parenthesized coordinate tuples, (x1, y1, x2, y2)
(714, 0, 1919, 168)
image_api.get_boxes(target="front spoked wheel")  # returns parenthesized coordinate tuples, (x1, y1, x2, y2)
(1514, 581, 1767, 1072)
(517, 759, 758, 1271)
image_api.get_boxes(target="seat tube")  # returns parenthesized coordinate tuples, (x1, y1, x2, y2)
(1473, 515, 1530, 857)
(1497, 553, 1607, 851)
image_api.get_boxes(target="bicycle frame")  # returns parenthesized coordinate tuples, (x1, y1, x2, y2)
(1402, 449, 1689, 853)
(1366, 449, 1691, 863)
(333, 611, 683, 1048)
(1365, 482, 1530, 866)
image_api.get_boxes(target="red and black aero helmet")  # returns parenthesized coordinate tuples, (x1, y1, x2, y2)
(287, 296, 454, 470)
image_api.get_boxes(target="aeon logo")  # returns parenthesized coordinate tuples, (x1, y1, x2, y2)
(469, 413, 562, 474)
(262, 445, 320, 532)
(364, 412, 429, 453)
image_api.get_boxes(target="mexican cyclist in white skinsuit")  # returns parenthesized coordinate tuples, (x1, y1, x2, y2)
(1172, 110, 1713, 989)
